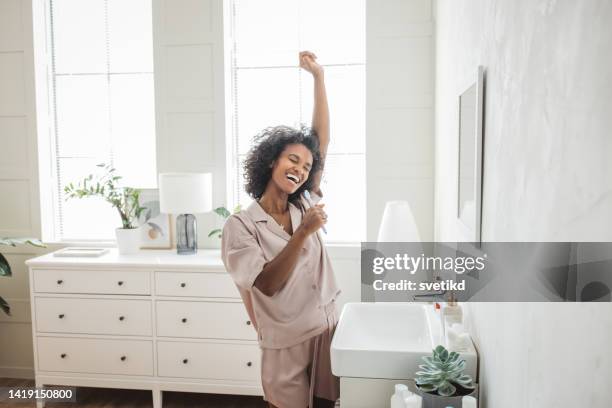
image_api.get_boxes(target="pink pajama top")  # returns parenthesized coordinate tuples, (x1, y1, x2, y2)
(221, 192, 341, 349)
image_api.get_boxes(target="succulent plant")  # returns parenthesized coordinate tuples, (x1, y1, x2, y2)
(415, 345, 475, 397)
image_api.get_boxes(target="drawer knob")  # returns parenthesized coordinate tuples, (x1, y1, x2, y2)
(247, 361, 252, 367)
(120, 356, 127, 361)
(58, 314, 65, 319)
(182, 358, 188, 364)
(57, 279, 63, 285)
(246, 320, 251, 325)
(60, 353, 67, 359)
(119, 316, 125, 321)
(181, 318, 188, 323)
(117, 281, 124, 286)
(180, 282, 186, 288)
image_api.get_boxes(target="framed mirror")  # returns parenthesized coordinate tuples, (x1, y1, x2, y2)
(457, 66, 484, 242)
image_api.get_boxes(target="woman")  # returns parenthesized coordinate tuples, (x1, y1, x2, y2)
(221, 51, 340, 408)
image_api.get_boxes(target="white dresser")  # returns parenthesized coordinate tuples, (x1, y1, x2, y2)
(25, 249, 262, 408)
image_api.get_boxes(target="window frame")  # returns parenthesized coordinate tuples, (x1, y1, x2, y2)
(38, 0, 157, 243)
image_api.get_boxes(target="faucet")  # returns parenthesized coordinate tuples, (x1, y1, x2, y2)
(412, 276, 447, 301)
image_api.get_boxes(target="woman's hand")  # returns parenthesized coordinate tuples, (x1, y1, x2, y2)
(299, 51, 324, 78)
(298, 203, 328, 236)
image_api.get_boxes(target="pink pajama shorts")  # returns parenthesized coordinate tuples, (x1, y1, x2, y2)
(260, 302, 340, 408)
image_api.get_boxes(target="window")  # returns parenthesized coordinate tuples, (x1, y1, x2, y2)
(46, 0, 156, 241)
(229, 0, 366, 242)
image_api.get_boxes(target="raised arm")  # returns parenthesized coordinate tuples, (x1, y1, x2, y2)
(299, 51, 329, 196)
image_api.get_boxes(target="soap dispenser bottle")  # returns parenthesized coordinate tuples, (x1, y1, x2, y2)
(440, 296, 463, 346)
(390, 384, 408, 408)
(402, 389, 423, 408)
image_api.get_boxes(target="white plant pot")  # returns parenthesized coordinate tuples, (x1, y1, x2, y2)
(115, 228, 141, 254)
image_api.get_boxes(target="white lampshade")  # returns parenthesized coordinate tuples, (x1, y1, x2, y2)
(377, 200, 421, 242)
(158, 173, 212, 214)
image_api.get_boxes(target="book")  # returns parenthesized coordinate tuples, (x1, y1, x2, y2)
(53, 247, 110, 258)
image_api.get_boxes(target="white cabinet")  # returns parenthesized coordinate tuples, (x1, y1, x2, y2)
(157, 340, 260, 381)
(37, 337, 154, 376)
(35, 297, 153, 336)
(26, 250, 262, 408)
(155, 300, 255, 340)
(33, 269, 151, 295)
(154, 271, 239, 297)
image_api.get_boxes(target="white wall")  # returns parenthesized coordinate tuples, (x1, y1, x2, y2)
(0, 0, 45, 379)
(434, 1, 612, 406)
(0, 0, 42, 241)
(366, 0, 435, 241)
(152, 0, 230, 249)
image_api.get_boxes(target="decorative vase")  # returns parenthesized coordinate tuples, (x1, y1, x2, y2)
(415, 383, 478, 408)
(115, 228, 141, 254)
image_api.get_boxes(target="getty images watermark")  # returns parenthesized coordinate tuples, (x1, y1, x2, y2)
(361, 242, 612, 302)
(371, 252, 486, 292)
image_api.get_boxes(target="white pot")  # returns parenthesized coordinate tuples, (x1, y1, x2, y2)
(115, 228, 141, 254)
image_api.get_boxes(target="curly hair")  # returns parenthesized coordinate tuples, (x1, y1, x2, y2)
(243, 125, 321, 206)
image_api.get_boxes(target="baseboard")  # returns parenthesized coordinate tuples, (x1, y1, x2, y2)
(0, 366, 35, 379)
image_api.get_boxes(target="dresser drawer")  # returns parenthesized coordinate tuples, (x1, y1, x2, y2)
(35, 297, 152, 336)
(156, 301, 256, 340)
(37, 337, 153, 376)
(157, 341, 260, 381)
(33, 269, 151, 295)
(155, 271, 239, 298)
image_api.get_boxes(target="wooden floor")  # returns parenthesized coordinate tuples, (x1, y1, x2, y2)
(0, 377, 268, 408)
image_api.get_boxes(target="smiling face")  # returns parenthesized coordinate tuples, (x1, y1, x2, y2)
(269, 143, 313, 195)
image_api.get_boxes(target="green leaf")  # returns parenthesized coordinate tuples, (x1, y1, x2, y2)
(213, 207, 231, 218)
(437, 382, 456, 397)
(454, 374, 475, 387)
(0, 238, 45, 248)
(208, 228, 222, 238)
(415, 376, 439, 384)
(0, 253, 11, 277)
(422, 356, 435, 365)
(416, 383, 436, 392)
(0, 295, 10, 316)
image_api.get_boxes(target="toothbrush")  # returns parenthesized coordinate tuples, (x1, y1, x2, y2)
(303, 190, 327, 234)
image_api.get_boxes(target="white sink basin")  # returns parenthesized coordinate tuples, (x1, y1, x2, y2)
(331, 302, 477, 379)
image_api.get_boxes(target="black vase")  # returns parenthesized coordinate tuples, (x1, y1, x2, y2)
(413, 383, 478, 408)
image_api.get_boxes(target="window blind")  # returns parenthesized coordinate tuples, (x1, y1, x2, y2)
(48, 0, 156, 241)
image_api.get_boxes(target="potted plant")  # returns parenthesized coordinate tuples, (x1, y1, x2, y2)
(64, 164, 145, 254)
(1, 238, 45, 315)
(415, 345, 477, 408)
(208, 205, 242, 239)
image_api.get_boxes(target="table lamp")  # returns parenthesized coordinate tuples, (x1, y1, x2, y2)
(377, 200, 421, 242)
(159, 173, 212, 254)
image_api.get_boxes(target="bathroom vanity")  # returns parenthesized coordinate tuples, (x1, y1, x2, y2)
(26, 249, 262, 408)
(331, 302, 478, 407)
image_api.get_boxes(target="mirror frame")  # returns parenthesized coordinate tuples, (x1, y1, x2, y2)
(456, 66, 484, 243)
